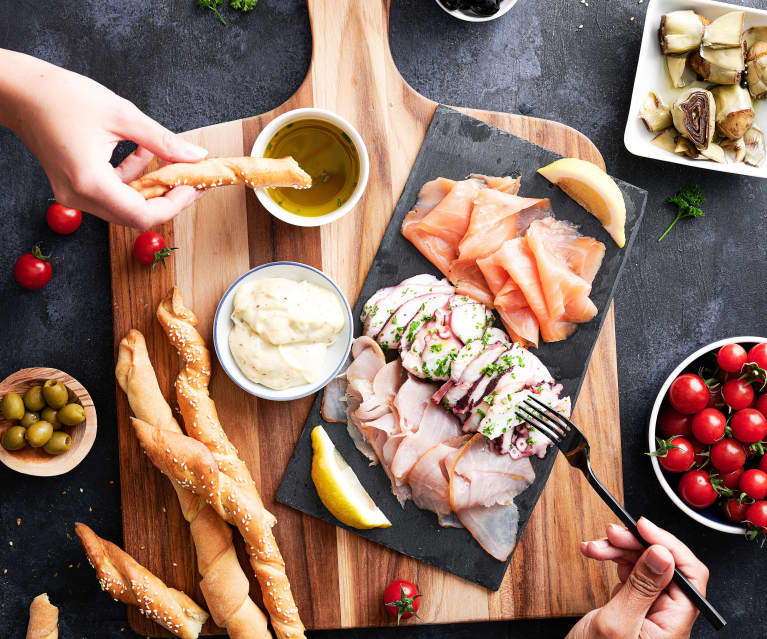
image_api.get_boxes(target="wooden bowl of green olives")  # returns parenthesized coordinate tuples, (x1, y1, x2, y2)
(0, 368, 96, 476)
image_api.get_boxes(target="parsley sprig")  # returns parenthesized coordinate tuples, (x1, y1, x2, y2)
(658, 183, 705, 242)
(198, 0, 258, 25)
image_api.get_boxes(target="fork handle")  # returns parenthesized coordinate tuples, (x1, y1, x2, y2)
(581, 463, 726, 631)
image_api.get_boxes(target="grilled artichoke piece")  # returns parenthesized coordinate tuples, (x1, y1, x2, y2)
(744, 26, 767, 50)
(666, 54, 695, 88)
(710, 84, 754, 140)
(700, 43, 745, 71)
(747, 41, 767, 100)
(703, 11, 744, 49)
(659, 11, 706, 54)
(744, 125, 766, 167)
(674, 136, 699, 158)
(638, 92, 673, 132)
(672, 88, 716, 150)
(697, 142, 727, 163)
(721, 136, 746, 163)
(689, 50, 742, 84)
(650, 129, 678, 153)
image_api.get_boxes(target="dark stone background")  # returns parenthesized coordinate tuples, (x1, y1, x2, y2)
(1, 0, 765, 637)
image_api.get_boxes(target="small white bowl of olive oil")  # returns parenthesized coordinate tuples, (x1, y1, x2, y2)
(251, 108, 369, 227)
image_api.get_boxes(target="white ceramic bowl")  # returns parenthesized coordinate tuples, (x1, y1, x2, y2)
(625, 0, 767, 178)
(434, 0, 517, 22)
(251, 108, 369, 227)
(213, 262, 353, 402)
(648, 336, 767, 534)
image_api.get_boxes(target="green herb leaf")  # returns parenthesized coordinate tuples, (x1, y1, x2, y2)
(230, 0, 258, 10)
(198, 0, 227, 24)
(658, 183, 705, 242)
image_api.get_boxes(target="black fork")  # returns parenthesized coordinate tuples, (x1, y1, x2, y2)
(517, 395, 726, 631)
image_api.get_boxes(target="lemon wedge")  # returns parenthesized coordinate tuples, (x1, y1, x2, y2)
(310, 425, 391, 529)
(537, 158, 626, 248)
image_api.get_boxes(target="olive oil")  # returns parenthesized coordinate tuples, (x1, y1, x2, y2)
(263, 118, 360, 217)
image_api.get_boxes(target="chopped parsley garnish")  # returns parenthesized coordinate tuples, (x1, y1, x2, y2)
(430, 343, 443, 353)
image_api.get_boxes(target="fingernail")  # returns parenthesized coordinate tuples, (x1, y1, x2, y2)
(579, 541, 588, 553)
(607, 523, 628, 534)
(645, 546, 672, 574)
(589, 539, 609, 550)
(639, 517, 658, 531)
(175, 138, 208, 160)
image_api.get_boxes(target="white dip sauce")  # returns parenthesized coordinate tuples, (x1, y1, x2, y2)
(229, 277, 345, 389)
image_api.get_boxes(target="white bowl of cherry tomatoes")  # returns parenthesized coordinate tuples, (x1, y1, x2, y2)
(649, 337, 767, 537)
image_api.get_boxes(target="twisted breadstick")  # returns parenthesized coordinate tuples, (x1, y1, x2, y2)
(116, 329, 271, 639)
(75, 523, 208, 639)
(26, 594, 57, 639)
(129, 156, 312, 198)
(154, 288, 304, 639)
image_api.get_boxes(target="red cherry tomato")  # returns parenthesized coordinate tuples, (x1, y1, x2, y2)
(730, 408, 767, 443)
(745, 500, 767, 531)
(383, 579, 421, 623)
(13, 245, 52, 290)
(747, 343, 767, 371)
(45, 203, 82, 234)
(678, 470, 718, 509)
(723, 498, 750, 523)
(721, 467, 744, 490)
(691, 408, 726, 444)
(669, 374, 710, 415)
(739, 469, 767, 500)
(761, 455, 767, 473)
(717, 343, 748, 373)
(710, 438, 746, 473)
(653, 436, 695, 473)
(658, 407, 693, 439)
(690, 438, 708, 467)
(755, 395, 767, 417)
(133, 232, 178, 268)
(722, 379, 755, 410)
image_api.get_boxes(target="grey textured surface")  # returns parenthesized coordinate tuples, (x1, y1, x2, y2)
(0, 0, 765, 637)
(277, 104, 647, 589)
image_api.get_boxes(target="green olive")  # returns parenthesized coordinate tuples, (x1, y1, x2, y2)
(40, 407, 61, 430)
(43, 431, 71, 455)
(1, 393, 25, 421)
(23, 385, 46, 412)
(2, 426, 26, 451)
(58, 403, 85, 427)
(19, 411, 40, 428)
(25, 421, 53, 448)
(42, 380, 69, 409)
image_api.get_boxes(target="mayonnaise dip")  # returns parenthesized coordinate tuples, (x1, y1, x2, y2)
(229, 277, 345, 389)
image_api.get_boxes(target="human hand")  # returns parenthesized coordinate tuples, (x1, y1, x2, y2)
(2, 51, 207, 228)
(566, 517, 709, 639)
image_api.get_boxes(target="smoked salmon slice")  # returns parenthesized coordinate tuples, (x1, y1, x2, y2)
(449, 189, 551, 307)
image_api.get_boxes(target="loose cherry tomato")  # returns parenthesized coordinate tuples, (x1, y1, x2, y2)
(13, 245, 52, 290)
(723, 498, 750, 523)
(383, 579, 421, 623)
(710, 438, 746, 473)
(756, 395, 767, 417)
(652, 436, 695, 473)
(691, 408, 726, 444)
(748, 343, 767, 371)
(745, 500, 767, 531)
(717, 343, 748, 373)
(133, 232, 177, 268)
(690, 438, 708, 467)
(669, 373, 710, 415)
(722, 378, 755, 410)
(761, 455, 767, 473)
(658, 407, 693, 439)
(740, 469, 767, 500)
(730, 408, 767, 443)
(45, 203, 82, 234)
(678, 470, 718, 509)
(720, 467, 744, 490)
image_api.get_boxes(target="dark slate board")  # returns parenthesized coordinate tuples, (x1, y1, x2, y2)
(276, 105, 647, 590)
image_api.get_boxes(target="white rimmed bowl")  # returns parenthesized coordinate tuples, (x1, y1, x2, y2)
(648, 336, 767, 534)
(251, 108, 369, 227)
(435, 0, 517, 22)
(625, 0, 767, 178)
(213, 262, 353, 402)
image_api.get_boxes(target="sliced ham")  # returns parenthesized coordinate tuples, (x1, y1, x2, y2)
(449, 434, 535, 560)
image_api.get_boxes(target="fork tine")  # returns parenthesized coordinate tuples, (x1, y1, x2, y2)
(526, 395, 574, 431)
(518, 401, 566, 435)
(515, 406, 562, 443)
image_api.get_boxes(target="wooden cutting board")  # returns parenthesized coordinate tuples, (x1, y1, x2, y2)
(109, 1, 624, 634)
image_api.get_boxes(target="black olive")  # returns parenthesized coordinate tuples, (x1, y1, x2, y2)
(471, 0, 501, 15)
